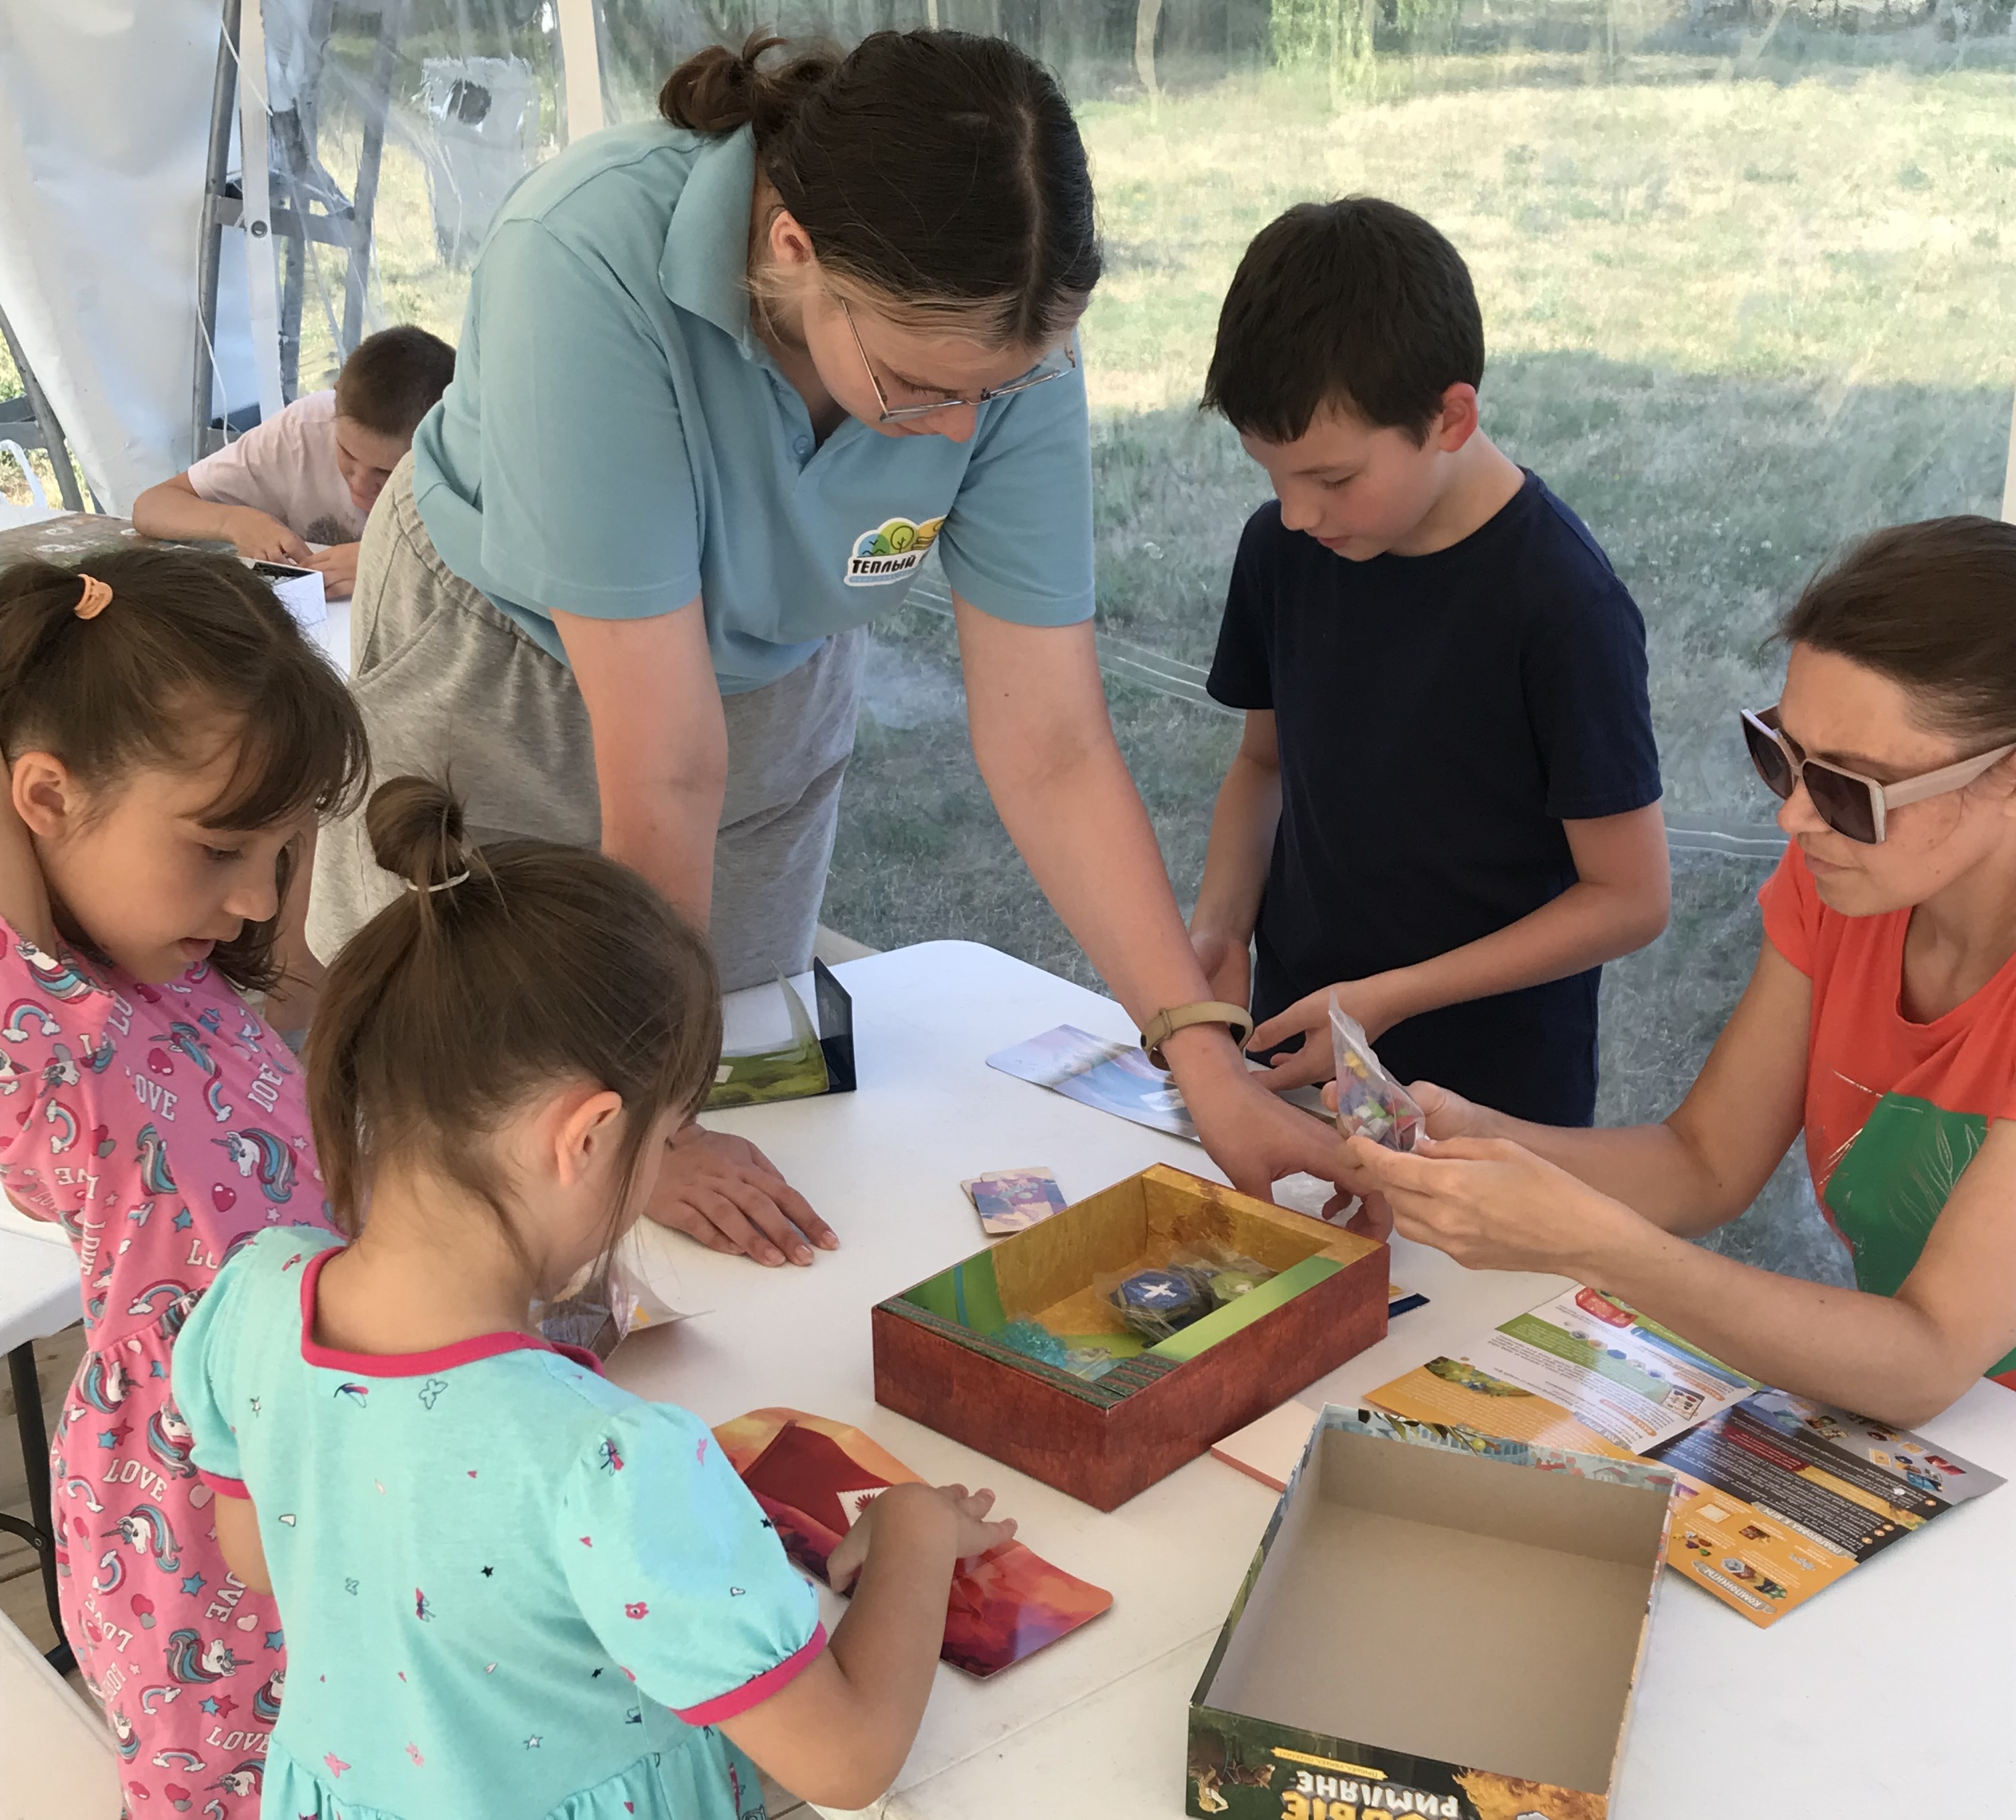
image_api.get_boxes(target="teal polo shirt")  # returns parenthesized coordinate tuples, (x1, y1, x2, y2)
(410, 121, 1096, 694)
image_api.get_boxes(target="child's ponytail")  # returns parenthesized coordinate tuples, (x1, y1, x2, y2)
(305, 777, 722, 1266)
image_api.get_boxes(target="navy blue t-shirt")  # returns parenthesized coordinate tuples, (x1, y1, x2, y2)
(1206, 471, 1661, 1125)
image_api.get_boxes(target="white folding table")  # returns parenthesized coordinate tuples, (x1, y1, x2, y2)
(611, 940, 2016, 1819)
(0, 1209, 83, 1672)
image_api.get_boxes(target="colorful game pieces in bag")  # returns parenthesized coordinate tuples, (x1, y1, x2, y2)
(1329, 994, 1423, 1151)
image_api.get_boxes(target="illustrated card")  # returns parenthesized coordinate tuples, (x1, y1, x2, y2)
(713, 1407, 1113, 1677)
(963, 1167, 1069, 1235)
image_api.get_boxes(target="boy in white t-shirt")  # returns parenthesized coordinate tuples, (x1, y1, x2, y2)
(133, 325, 454, 597)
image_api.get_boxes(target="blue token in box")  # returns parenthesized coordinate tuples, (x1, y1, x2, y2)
(1111, 1266, 1211, 1339)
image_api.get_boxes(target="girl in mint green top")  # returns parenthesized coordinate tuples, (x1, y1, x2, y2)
(177, 776, 1015, 1819)
(177, 1227, 817, 1820)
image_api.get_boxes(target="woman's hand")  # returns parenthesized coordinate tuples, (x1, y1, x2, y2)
(1173, 1035, 1350, 1200)
(1342, 1132, 1641, 1277)
(641, 1125, 839, 1267)
(825, 1483, 1015, 1595)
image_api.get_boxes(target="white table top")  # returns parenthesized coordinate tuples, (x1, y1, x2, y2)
(609, 941, 2016, 1818)
(0, 1201, 81, 1357)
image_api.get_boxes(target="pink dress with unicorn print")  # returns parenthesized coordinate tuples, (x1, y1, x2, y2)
(0, 916, 329, 1818)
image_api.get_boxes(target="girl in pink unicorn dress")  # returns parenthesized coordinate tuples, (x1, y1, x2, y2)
(0, 550, 365, 1817)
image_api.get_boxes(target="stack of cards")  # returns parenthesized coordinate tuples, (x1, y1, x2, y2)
(961, 1167, 1069, 1235)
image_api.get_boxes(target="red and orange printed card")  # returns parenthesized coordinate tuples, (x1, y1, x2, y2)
(713, 1407, 1113, 1677)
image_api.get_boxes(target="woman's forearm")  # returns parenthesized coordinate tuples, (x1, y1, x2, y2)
(1583, 1217, 1979, 1427)
(553, 599, 727, 933)
(597, 776, 723, 933)
(977, 711, 1215, 1029)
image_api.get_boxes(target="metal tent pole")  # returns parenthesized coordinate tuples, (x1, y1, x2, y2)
(193, 0, 244, 459)
(343, 0, 407, 353)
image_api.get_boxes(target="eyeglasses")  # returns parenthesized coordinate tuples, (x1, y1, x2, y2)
(1740, 705, 2016, 845)
(838, 298, 1076, 424)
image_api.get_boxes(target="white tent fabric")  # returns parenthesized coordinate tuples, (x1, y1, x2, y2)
(0, 0, 260, 514)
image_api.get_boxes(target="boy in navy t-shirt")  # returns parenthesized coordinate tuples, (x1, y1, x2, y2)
(1188, 199, 1669, 1125)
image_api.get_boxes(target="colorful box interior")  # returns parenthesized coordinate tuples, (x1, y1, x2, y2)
(898, 1170, 1353, 1383)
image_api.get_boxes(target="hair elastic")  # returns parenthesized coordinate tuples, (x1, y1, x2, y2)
(73, 575, 113, 620)
(406, 869, 471, 895)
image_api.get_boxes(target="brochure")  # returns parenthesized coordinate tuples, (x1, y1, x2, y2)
(986, 1023, 1327, 1144)
(1647, 1389, 2003, 1625)
(1371, 1285, 1762, 1455)
(1367, 1287, 2002, 1627)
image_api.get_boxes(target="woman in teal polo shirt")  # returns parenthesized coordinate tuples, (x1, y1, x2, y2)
(311, 30, 1345, 1262)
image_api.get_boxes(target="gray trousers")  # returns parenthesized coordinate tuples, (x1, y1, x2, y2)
(308, 454, 866, 992)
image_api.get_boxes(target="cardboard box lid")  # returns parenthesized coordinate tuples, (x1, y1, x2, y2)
(1196, 1408, 1675, 1799)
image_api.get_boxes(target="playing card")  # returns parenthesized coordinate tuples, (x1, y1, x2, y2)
(963, 1167, 1069, 1235)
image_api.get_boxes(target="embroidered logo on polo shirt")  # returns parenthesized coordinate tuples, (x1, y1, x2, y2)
(845, 515, 944, 587)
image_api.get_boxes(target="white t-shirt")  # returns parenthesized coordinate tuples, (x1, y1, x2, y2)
(185, 390, 365, 543)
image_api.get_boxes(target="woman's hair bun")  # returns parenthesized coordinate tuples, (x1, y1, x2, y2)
(659, 32, 839, 139)
(365, 775, 469, 893)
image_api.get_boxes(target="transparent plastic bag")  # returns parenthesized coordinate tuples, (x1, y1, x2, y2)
(1099, 1241, 1277, 1342)
(532, 1244, 683, 1361)
(995, 1318, 1123, 1382)
(1330, 994, 1423, 1151)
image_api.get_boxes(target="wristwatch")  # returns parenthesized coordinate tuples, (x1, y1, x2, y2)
(1138, 1001, 1257, 1070)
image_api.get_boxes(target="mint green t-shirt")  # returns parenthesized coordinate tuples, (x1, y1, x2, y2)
(411, 121, 1096, 694)
(173, 1229, 825, 1820)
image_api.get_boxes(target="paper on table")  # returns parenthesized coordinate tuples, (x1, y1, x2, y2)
(1368, 1287, 2005, 1627)
(986, 1025, 1329, 1145)
(1373, 1284, 1760, 1456)
(713, 1407, 1112, 1676)
(1210, 1399, 1320, 1492)
(246, 557, 326, 629)
(1647, 1389, 2003, 1627)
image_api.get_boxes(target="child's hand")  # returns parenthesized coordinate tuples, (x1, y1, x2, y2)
(225, 508, 313, 565)
(308, 541, 361, 599)
(825, 1483, 1017, 1594)
(1189, 925, 1251, 1013)
(1249, 974, 1413, 1091)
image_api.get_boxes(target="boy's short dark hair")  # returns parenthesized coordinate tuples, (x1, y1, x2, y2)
(333, 325, 457, 439)
(1202, 197, 1485, 447)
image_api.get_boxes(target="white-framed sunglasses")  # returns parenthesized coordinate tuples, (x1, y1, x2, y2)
(838, 298, 1075, 424)
(1741, 704, 2016, 845)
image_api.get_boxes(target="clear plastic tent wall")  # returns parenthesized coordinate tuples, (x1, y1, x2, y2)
(3, 0, 2013, 1282)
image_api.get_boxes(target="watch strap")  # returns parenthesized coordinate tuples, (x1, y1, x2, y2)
(1139, 1000, 1256, 1070)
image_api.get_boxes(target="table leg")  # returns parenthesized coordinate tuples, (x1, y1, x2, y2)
(3, 1339, 73, 1675)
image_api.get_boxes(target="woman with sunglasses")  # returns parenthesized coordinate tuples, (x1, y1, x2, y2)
(306, 29, 1347, 1262)
(1343, 517, 2016, 1425)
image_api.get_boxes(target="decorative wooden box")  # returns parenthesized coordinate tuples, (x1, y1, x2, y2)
(871, 1165, 1387, 1511)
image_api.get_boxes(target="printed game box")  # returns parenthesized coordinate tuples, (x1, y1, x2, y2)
(1188, 1407, 1677, 1820)
(870, 1165, 1387, 1511)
